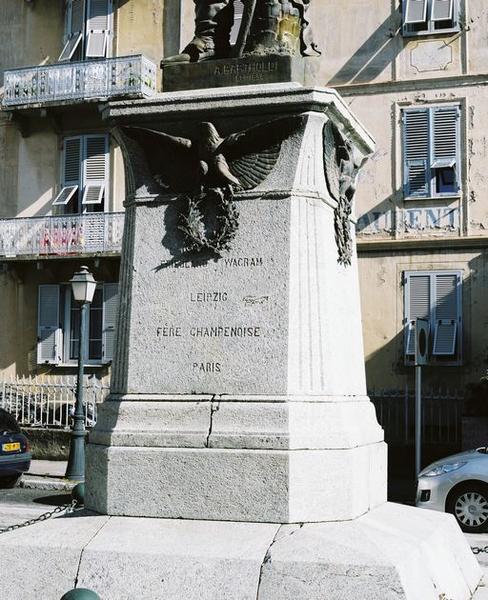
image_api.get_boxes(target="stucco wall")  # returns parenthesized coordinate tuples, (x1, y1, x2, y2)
(359, 248, 488, 392)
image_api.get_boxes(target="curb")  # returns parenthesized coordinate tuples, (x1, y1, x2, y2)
(19, 476, 76, 492)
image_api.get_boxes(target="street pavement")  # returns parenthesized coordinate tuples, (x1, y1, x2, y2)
(0, 486, 72, 530)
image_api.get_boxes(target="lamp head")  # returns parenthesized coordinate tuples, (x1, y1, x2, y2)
(70, 266, 96, 304)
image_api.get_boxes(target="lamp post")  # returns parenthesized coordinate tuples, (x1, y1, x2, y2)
(65, 266, 97, 481)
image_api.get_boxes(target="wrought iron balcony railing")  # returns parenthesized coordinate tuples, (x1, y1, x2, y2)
(0, 212, 124, 258)
(3, 55, 156, 108)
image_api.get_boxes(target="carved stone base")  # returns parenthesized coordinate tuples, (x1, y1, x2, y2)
(161, 55, 318, 92)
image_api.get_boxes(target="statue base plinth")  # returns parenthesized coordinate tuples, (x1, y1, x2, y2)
(161, 55, 318, 92)
(0, 504, 481, 599)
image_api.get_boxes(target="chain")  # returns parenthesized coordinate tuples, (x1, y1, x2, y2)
(471, 546, 488, 555)
(0, 498, 79, 535)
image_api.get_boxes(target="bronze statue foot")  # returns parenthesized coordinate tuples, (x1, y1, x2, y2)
(161, 37, 218, 66)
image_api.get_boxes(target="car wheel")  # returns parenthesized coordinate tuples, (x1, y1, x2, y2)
(447, 483, 488, 533)
(0, 474, 21, 489)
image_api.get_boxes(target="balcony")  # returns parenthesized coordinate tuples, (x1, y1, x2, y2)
(2, 55, 156, 109)
(0, 212, 124, 259)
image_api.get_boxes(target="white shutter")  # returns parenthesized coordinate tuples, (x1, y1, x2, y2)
(82, 135, 108, 207)
(59, 0, 85, 61)
(230, 1, 244, 45)
(431, 106, 459, 172)
(102, 283, 118, 362)
(433, 273, 459, 355)
(405, 274, 431, 355)
(38, 285, 61, 364)
(431, 0, 454, 21)
(403, 109, 430, 198)
(85, 0, 110, 58)
(404, 0, 428, 24)
(53, 137, 81, 207)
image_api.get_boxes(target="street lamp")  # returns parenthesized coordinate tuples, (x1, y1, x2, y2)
(65, 266, 96, 481)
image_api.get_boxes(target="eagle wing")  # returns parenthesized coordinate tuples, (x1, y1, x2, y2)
(122, 126, 200, 193)
(218, 115, 306, 190)
(323, 120, 344, 203)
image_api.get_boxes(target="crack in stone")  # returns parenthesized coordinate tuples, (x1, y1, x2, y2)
(73, 515, 111, 589)
(205, 396, 219, 448)
(255, 524, 303, 600)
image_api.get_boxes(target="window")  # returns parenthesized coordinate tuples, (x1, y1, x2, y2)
(37, 283, 118, 366)
(402, 0, 459, 36)
(52, 134, 109, 214)
(404, 271, 462, 364)
(59, 0, 112, 62)
(402, 105, 460, 199)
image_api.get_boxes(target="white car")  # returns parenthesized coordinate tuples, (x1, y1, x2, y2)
(416, 447, 488, 533)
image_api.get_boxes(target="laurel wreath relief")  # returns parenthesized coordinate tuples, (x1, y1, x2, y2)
(178, 187, 239, 255)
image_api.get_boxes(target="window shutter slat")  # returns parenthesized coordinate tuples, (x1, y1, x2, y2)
(84, 136, 107, 183)
(52, 185, 78, 206)
(405, 0, 428, 24)
(404, 109, 430, 197)
(434, 273, 458, 320)
(83, 135, 108, 207)
(59, 0, 85, 61)
(102, 283, 118, 362)
(433, 321, 457, 355)
(38, 285, 61, 364)
(432, 106, 459, 166)
(63, 137, 82, 186)
(405, 274, 431, 355)
(408, 275, 431, 321)
(86, 0, 110, 58)
(71, 0, 85, 34)
(431, 0, 454, 21)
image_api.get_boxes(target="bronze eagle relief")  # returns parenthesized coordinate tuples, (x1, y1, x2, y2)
(120, 115, 306, 256)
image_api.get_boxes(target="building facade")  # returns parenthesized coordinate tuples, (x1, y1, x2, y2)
(0, 1, 486, 438)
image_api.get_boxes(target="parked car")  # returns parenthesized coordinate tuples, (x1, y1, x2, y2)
(416, 447, 488, 533)
(0, 408, 31, 488)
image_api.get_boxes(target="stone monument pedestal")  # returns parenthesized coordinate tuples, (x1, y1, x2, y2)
(0, 84, 481, 599)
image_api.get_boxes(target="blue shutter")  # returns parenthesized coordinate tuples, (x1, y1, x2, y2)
(431, 0, 454, 21)
(38, 285, 62, 364)
(404, 0, 428, 24)
(85, 0, 111, 58)
(403, 109, 430, 198)
(53, 136, 82, 207)
(102, 283, 118, 362)
(432, 105, 460, 193)
(432, 106, 459, 167)
(59, 0, 85, 61)
(405, 273, 431, 355)
(432, 273, 460, 355)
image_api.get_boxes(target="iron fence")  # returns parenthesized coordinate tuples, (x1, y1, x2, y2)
(0, 212, 124, 258)
(370, 386, 464, 446)
(3, 55, 156, 108)
(0, 374, 110, 429)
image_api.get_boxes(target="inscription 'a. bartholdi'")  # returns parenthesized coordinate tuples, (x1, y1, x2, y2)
(214, 61, 278, 76)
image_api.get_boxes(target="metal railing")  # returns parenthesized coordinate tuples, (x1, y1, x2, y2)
(0, 212, 124, 258)
(3, 54, 156, 108)
(370, 386, 464, 446)
(0, 374, 110, 429)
